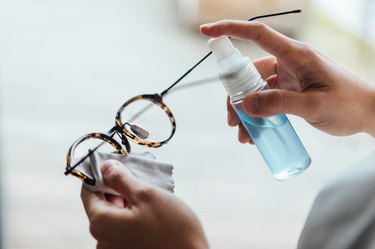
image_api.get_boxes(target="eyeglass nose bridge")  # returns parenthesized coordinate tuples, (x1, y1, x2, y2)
(108, 125, 131, 153)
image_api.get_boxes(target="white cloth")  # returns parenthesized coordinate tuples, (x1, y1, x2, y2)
(77, 151, 175, 195)
(298, 152, 375, 249)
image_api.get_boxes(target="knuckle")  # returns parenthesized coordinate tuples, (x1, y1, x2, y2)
(264, 91, 284, 110)
(106, 166, 124, 182)
(274, 91, 286, 110)
(258, 90, 288, 115)
(296, 42, 318, 61)
(252, 20, 266, 30)
(251, 21, 267, 41)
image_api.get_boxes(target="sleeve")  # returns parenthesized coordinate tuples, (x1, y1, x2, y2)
(297, 152, 375, 249)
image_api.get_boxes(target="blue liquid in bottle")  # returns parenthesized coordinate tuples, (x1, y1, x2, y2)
(234, 103, 311, 180)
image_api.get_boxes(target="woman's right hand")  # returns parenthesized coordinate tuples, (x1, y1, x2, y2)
(201, 20, 375, 142)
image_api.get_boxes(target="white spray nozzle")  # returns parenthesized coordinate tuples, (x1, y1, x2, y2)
(208, 36, 263, 96)
(207, 36, 245, 73)
(208, 36, 236, 61)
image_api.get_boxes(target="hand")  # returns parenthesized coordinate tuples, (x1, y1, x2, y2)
(201, 20, 375, 140)
(81, 160, 209, 249)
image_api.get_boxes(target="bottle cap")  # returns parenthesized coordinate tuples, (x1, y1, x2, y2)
(208, 36, 236, 61)
(208, 36, 244, 72)
(208, 36, 263, 96)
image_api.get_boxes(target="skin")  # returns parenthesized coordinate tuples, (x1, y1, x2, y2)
(81, 160, 209, 249)
(81, 21, 375, 248)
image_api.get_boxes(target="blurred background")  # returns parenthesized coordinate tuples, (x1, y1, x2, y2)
(0, 0, 375, 248)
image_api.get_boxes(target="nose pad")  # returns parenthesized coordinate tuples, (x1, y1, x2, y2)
(130, 124, 150, 139)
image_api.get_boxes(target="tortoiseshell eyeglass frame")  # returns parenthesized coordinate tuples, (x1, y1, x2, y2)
(64, 9, 302, 186)
(66, 133, 127, 186)
(65, 94, 176, 185)
(116, 94, 176, 148)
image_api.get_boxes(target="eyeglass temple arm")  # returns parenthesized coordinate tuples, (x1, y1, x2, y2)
(160, 9, 302, 97)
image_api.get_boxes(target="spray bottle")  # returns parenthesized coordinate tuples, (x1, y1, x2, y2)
(208, 36, 311, 180)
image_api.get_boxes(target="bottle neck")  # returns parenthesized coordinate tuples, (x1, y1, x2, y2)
(219, 58, 265, 99)
(230, 79, 266, 103)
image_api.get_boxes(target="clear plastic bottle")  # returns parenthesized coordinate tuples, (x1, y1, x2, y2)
(208, 36, 311, 180)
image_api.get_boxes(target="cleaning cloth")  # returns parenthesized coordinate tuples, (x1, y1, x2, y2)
(76, 150, 175, 195)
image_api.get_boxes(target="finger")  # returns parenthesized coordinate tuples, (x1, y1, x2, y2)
(238, 123, 251, 144)
(104, 193, 126, 208)
(101, 160, 143, 203)
(242, 89, 319, 118)
(81, 186, 132, 219)
(253, 56, 277, 80)
(97, 241, 113, 249)
(200, 20, 297, 58)
(81, 186, 108, 218)
(227, 96, 239, 126)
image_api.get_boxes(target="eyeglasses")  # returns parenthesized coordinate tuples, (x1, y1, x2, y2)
(64, 9, 302, 185)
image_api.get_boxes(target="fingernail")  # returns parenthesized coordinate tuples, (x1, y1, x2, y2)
(244, 95, 259, 114)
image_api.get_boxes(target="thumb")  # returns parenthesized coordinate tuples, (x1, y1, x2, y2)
(101, 160, 143, 203)
(243, 90, 316, 119)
